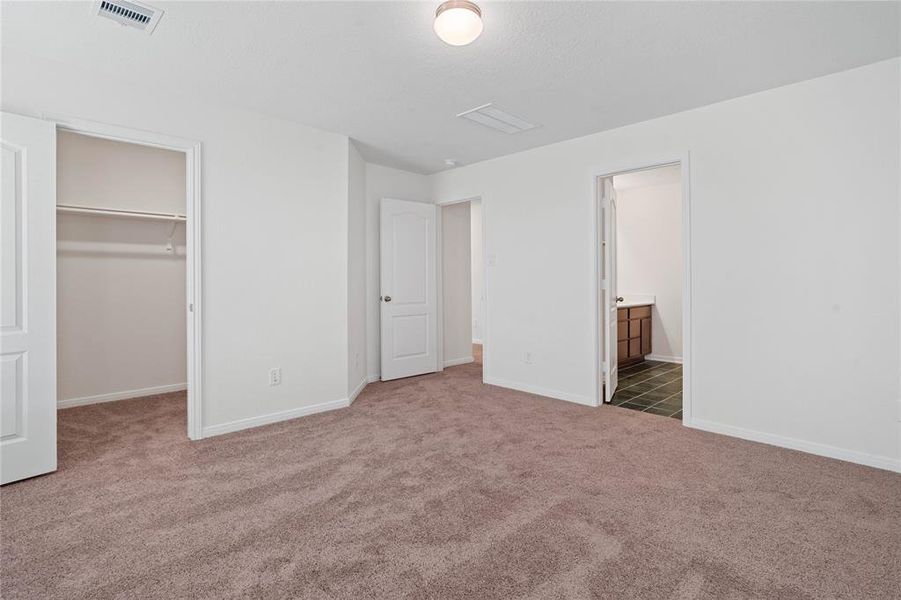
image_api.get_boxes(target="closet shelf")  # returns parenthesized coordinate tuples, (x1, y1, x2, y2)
(57, 204, 186, 222)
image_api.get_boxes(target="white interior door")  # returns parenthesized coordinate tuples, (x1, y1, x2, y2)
(380, 198, 438, 381)
(1, 112, 57, 484)
(602, 177, 619, 403)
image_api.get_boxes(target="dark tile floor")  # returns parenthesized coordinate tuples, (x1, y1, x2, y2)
(611, 360, 682, 419)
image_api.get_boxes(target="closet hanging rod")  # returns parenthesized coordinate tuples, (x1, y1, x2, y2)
(57, 204, 186, 222)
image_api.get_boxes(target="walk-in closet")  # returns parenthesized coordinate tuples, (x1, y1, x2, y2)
(56, 130, 187, 434)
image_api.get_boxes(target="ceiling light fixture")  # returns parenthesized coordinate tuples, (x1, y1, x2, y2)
(434, 1, 483, 46)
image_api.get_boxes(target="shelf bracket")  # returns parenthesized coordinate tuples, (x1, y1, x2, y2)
(165, 220, 178, 253)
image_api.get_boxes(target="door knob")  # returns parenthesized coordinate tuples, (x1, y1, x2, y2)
(383, 295, 392, 303)
(616, 296, 624, 302)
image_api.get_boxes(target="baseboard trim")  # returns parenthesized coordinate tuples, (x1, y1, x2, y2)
(202, 398, 349, 439)
(646, 354, 683, 364)
(367, 374, 380, 383)
(444, 356, 474, 367)
(348, 378, 368, 405)
(687, 417, 901, 474)
(484, 376, 595, 407)
(58, 383, 187, 409)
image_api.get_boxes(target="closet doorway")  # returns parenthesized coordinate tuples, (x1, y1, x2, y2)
(55, 119, 202, 441)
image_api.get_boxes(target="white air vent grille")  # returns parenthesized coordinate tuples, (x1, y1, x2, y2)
(93, 0, 164, 34)
(457, 103, 537, 134)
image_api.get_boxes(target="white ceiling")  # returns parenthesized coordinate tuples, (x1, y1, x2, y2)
(2, 1, 898, 174)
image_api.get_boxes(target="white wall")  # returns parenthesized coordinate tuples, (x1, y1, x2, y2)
(57, 132, 187, 405)
(57, 216, 187, 404)
(471, 199, 484, 343)
(57, 130, 186, 214)
(441, 202, 472, 365)
(347, 143, 367, 399)
(2, 49, 352, 434)
(364, 163, 431, 380)
(614, 167, 682, 361)
(431, 59, 901, 471)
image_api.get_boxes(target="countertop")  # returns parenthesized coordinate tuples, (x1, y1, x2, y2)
(617, 295, 656, 309)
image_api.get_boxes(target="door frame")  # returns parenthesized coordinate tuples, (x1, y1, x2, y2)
(435, 195, 488, 382)
(48, 114, 204, 440)
(590, 153, 692, 422)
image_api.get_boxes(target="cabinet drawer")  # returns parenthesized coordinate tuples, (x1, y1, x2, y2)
(629, 305, 651, 319)
(629, 319, 641, 339)
(617, 308, 628, 322)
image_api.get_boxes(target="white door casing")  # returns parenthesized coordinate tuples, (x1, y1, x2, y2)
(51, 115, 202, 440)
(1, 112, 57, 484)
(380, 198, 438, 381)
(602, 177, 619, 403)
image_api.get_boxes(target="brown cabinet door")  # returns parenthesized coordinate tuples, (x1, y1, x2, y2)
(629, 338, 641, 357)
(617, 340, 629, 360)
(617, 322, 628, 341)
(629, 319, 641, 339)
(640, 317, 652, 355)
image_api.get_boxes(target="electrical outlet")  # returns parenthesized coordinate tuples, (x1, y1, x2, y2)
(523, 352, 533, 364)
(269, 367, 281, 386)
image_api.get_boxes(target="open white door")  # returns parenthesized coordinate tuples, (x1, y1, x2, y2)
(601, 177, 619, 403)
(1, 112, 57, 484)
(380, 198, 438, 381)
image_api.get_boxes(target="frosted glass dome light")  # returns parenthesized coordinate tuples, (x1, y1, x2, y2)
(434, 1, 483, 46)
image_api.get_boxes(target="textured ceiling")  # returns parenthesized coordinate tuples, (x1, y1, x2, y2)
(2, 1, 899, 174)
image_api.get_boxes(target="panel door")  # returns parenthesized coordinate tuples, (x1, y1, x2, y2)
(1, 112, 56, 484)
(379, 198, 438, 381)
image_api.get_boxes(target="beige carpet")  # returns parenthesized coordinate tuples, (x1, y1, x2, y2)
(2, 354, 900, 599)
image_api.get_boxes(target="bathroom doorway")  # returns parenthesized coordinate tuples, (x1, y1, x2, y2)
(595, 159, 690, 420)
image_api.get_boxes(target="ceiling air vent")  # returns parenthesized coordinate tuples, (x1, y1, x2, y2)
(93, 0, 164, 34)
(457, 103, 537, 134)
